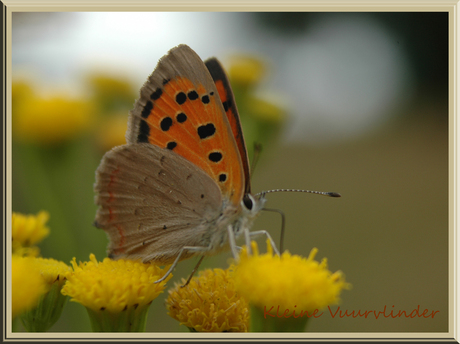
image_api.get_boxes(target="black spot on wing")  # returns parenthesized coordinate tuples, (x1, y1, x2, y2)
(209, 152, 223, 163)
(160, 117, 173, 131)
(141, 101, 153, 118)
(137, 120, 150, 143)
(176, 112, 187, 123)
(201, 95, 210, 104)
(187, 90, 199, 100)
(197, 123, 216, 140)
(222, 100, 231, 112)
(176, 92, 187, 105)
(150, 88, 163, 100)
(166, 141, 177, 150)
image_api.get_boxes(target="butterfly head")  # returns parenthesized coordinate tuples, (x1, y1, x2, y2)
(242, 193, 266, 215)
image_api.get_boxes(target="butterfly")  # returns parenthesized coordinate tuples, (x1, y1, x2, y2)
(93, 44, 277, 283)
(94, 44, 340, 284)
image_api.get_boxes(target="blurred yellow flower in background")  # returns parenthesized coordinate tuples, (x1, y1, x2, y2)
(85, 74, 136, 151)
(223, 53, 287, 160)
(12, 81, 94, 145)
(12, 211, 50, 253)
(166, 267, 249, 332)
(97, 113, 128, 151)
(228, 54, 266, 87)
(248, 97, 286, 124)
(86, 74, 136, 114)
(12, 81, 34, 107)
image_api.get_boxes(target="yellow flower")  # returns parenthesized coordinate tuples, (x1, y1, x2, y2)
(233, 240, 350, 314)
(12, 81, 34, 107)
(97, 113, 127, 150)
(87, 74, 135, 100)
(13, 86, 94, 144)
(12, 211, 50, 253)
(228, 55, 266, 87)
(19, 257, 72, 332)
(35, 257, 72, 285)
(248, 97, 286, 124)
(166, 267, 249, 332)
(86, 74, 136, 113)
(12, 255, 47, 318)
(61, 254, 171, 332)
(62, 254, 171, 313)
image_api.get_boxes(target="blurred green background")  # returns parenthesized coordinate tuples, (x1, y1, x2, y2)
(11, 12, 448, 333)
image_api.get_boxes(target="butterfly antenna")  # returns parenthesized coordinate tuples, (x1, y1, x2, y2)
(256, 189, 342, 198)
(250, 142, 263, 177)
(261, 208, 286, 253)
(258, 189, 341, 252)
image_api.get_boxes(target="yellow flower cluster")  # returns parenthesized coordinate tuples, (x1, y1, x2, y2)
(233, 241, 350, 313)
(166, 267, 249, 332)
(12, 211, 50, 253)
(61, 254, 171, 313)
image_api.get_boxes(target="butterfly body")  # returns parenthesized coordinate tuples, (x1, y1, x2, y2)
(94, 44, 265, 267)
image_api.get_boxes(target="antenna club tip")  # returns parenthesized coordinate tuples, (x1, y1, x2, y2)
(327, 192, 342, 197)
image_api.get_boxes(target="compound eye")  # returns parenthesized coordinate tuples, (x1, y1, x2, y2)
(243, 194, 254, 210)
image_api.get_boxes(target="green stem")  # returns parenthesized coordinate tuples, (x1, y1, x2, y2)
(86, 305, 150, 332)
(20, 282, 69, 332)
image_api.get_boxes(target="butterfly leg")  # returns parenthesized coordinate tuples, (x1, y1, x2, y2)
(227, 224, 239, 260)
(244, 225, 252, 255)
(180, 255, 205, 288)
(247, 230, 281, 256)
(154, 245, 209, 284)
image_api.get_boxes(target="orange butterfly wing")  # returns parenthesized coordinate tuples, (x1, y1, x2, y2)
(126, 45, 245, 206)
(205, 57, 252, 194)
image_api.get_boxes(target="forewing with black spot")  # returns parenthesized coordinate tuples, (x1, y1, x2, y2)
(127, 44, 245, 205)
